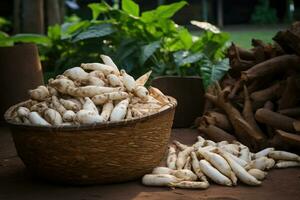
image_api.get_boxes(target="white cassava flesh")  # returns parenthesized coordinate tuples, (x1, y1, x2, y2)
(199, 159, 232, 186)
(200, 146, 217, 152)
(92, 92, 129, 105)
(190, 152, 207, 182)
(100, 101, 114, 121)
(28, 112, 50, 126)
(121, 70, 136, 92)
(126, 108, 133, 119)
(49, 78, 75, 94)
(29, 86, 50, 101)
(245, 157, 275, 171)
(44, 108, 63, 125)
(167, 146, 177, 170)
(100, 54, 120, 75)
(63, 110, 76, 122)
(184, 156, 192, 170)
(63, 67, 89, 81)
(217, 141, 229, 147)
(110, 99, 129, 122)
(75, 110, 104, 124)
(170, 181, 209, 189)
(275, 160, 300, 168)
(89, 71, 105, 80)
(176, 147, 194, 170)
(152, 166, 197, 182)
(225, 152, 248, 167)
(172, 169, 197, 181)
(134, 86, 149, 100)
(247, 169, 267, 180)
(68, 86, 121, 97)
(254, 148, 275, 159)
(59, 98, 80, 111)
(47, 86, 58, 96)
(198, 149, 237, 185)
(136, 71, 152, 86)
(107, 74, 123, 87)
(30, 102, 48, 114)
(217, 149, 261, 186)
(193, 136, 206, 149)
(268, 151, 300, 162)
(239, 146, 251, 163)
(204, 140, 217, 147)
(83, 97, 98, 114)
(173, 140, 188, 150)
(142, 174, 182, 187)
(85, 76, 105, 86)
(17, 107, 30, 118)
(220, 144, 240, 156)
(81, 63, 116, 75)
(148, 87, 169, 105)
(51, 96, 66, 115)
(152, 167, 174, 175)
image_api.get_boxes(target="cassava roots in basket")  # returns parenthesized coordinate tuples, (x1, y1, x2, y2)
(8, 55, 173, 126)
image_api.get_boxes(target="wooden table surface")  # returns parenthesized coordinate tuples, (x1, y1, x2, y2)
(0, 127, 299, 200)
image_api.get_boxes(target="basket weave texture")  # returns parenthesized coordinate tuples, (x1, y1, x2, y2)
(5, 97, 177, 185)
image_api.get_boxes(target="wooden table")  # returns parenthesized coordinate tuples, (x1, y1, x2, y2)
(0, 127, 299, 200)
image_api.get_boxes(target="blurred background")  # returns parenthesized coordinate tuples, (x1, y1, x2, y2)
(0, 0, 298, 48)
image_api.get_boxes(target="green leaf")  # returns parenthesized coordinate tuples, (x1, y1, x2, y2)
(173, 51, 204, 66)
(141, 1, 187, 23)
(122, 0, 139, 17)
(200, 58, 230, 89)
(201, 31, 230, 60)
(0, 31, 9, 39)
(0, 31, 13, 47)
(10, 34, 51, 46)
(47, 24, 61, 40)
(88, 2, 111, 20)
(178, 28, 193, 49)
(72, 23, 115, 42)
(139, 41, 160, 65)
(61, 21, 90, 40)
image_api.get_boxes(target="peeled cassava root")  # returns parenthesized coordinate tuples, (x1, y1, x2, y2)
(9, 55, 171, 126)
(198, 22, 300, 152)
(142, 136, 300, 189)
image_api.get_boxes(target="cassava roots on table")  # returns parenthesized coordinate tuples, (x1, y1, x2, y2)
(142, 136, 300, 189)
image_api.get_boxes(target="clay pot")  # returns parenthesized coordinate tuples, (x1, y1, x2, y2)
(0, 43, 43, 122)
(151, 76, 205, 128)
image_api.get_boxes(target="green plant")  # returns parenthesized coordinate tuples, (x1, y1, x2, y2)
(40, 0, 230, 89)
(0, 32, 50, 47)
(0, 17, 12, 32)
(251, 0, 278, 24)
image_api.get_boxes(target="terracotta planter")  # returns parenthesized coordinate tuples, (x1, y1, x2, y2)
(0, 43, 43, 122)
(151, 76, 205, 128)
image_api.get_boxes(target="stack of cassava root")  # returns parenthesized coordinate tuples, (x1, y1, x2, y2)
(142, 136, 300, 189)
(197, 22, 300, 151)
(9, 55, 172, 126)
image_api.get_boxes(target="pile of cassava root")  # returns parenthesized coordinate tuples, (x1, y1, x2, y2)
(8, 55, 173, 126)
(142, 136, 300, 189)
(196, 22, 300, 152)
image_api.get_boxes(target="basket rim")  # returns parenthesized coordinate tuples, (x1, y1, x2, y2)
(4, 96, 177, 131)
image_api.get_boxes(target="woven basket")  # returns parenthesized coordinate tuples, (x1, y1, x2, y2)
(4, 97, 177, 185)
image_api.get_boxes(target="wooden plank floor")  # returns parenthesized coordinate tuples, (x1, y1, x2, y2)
(0, 127, 299, 200)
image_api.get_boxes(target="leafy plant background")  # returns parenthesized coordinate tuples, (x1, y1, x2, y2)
(0, 0, 230, 89)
